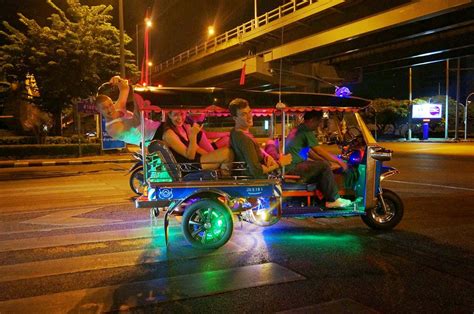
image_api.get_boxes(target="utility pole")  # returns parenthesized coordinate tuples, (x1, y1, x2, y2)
(408, 67, 412, 140)
(455, 58, 460, 139)
(445, 59, 449, 139)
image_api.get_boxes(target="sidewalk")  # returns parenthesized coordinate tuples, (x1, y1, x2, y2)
(0, 153, 135, 169)
(1, 139, 472, 169)
(378, 137, 474, 143)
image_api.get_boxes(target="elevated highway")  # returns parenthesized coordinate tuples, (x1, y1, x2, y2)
(151, 0, 474, 91)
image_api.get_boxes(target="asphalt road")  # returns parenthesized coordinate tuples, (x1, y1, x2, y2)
(0, 142, 473, 313)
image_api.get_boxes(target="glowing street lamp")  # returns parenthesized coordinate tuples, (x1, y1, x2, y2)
(207, 25, 215, 37)
(147, 61, 153, 85)
(145, 18, 152, 28)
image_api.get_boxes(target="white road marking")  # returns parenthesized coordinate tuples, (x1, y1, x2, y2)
(0, 241, 245, 283)
(0, 263, 304, 313)
(22, 207, 121, 227)
(0, 227, 154, 252)
(386, 179, 474, 192)
(0, 219, 149, 236)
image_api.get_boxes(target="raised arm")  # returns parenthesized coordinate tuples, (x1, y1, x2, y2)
(109, 76, 129, 112)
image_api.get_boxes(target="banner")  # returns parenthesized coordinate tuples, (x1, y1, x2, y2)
(75, 97, 98, 114)
(240, 62, 246, 86)
(101, 116, 126, 150)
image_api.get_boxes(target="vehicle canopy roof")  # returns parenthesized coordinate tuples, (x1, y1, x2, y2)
(133, 86, 371, 115)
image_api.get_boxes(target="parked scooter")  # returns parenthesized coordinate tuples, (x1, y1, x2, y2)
(128, 152, 145, 195)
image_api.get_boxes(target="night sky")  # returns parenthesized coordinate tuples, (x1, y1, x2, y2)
(1, 0, 472, 100)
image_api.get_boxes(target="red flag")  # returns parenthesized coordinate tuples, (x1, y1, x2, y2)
(239, 62, 246, 86)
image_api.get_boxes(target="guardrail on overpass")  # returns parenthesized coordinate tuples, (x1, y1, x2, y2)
(155, 0, 341, 74)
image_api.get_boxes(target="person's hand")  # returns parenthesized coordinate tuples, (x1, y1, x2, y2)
(279, 154, 292, 167)
(110, 76, 128, 90)
(264, 154, 278, 168)
(338, 159, 348, 172)
(187, 123, 203, 138)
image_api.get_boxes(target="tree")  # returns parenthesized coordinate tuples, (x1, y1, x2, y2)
(364, 98, 409, 136)
(0, 0, 138, 135)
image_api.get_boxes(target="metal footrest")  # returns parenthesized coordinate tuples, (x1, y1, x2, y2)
(282, 205, 365, 218)
(135, 195, 171, 208)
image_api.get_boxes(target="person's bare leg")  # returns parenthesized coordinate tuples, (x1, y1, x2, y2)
(200, 147, 234, 170)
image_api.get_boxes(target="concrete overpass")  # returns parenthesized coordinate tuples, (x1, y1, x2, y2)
(151, 0, 474, 92)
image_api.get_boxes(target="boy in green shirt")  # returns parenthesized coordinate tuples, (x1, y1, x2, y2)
(286, 111, 352, 208)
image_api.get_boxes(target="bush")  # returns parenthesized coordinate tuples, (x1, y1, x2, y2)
(0, 144, 101, 159)
(0, 136, 99, 145)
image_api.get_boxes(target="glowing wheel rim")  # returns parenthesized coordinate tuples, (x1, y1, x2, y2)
(187, 207, 228, 245)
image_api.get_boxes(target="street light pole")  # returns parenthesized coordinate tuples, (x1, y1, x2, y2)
(135, 24, 139, 67)
(465, 92, 474, 140)
(408, 67, 412, 140)
(445, 59, 449, 139)
(118, 0, 125, 77)
(254, 0, 258, 28)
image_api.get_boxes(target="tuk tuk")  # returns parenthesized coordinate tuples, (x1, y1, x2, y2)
(131, 86, 403, 249)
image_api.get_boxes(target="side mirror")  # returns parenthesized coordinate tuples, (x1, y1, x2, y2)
(370, 147, 392, 161)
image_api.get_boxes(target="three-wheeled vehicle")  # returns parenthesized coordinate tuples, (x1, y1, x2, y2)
(131, 86, 403, 249)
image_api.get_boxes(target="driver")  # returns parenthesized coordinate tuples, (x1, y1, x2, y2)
(285, 111, 352, 208)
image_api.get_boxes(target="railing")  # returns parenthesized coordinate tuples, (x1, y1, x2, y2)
(155, 0, 320, 73)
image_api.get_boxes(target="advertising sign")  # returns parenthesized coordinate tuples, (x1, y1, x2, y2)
(412, 103, 442, 119)
(76, 97, 98, 114)
(101, 116, 126, 150)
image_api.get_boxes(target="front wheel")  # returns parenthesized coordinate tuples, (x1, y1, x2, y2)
(129, 167, 145, 195)
(361, 188, 404, 230)
(182, 199, 233, 249)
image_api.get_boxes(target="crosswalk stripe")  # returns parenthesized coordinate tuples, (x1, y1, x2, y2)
(0, 185, 116, 197)
(0, 226, 156, 252)
(0, 241, 245, 283)
(0, 263, 305, 313)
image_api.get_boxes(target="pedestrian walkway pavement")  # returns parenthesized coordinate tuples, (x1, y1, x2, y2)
(0, 153, 134, 169)
(379, 137, 474, 143)
(1, 139, 472, 169)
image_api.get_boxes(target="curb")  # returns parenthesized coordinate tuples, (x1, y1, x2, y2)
(0, 158, 134, 169)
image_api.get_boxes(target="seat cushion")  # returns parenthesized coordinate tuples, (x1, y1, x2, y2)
(183, 171, 219, 181)
(282, 182, 317, 191)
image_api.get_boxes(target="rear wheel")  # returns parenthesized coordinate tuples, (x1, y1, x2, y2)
(129, 167, 145, 195)
(361, 188, 403, 230)
(182, 199, 233, 249)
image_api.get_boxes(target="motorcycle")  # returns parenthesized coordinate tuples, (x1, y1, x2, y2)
(128, 151, 145, 195)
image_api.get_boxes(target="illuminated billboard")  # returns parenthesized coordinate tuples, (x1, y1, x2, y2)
(412, 103, 442, 119)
